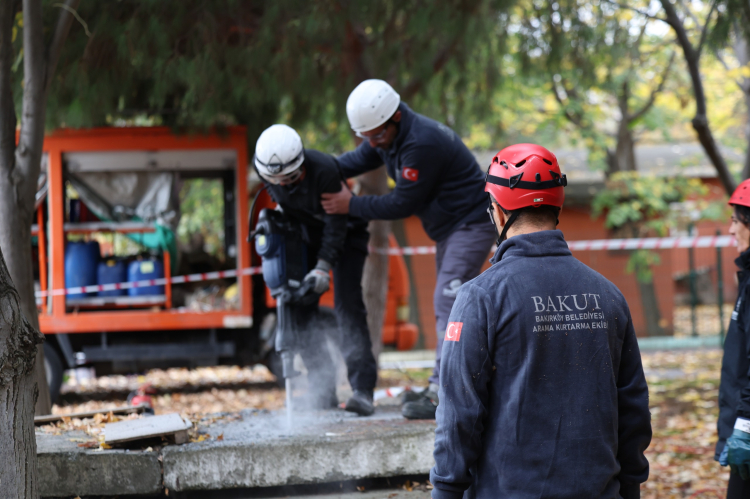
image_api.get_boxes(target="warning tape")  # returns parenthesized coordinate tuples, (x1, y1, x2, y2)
(565, 235, 735, 251)
(373, 235, 736, 255)
(36, 267, 263, 298)
(36, 235, 735, 298)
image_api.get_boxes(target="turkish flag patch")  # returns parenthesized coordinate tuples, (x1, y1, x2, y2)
(445, 322, 463, 342)
(402, 167, 419, 182)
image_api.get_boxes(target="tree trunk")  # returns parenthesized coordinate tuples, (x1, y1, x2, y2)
(0, 3, 43, 497)
(611, 81, 638, 174)
(0, 244, 44, 497)
(638, 279, 665, 336)
(358, 166, 391, 362)
(660, 0, 737, 194)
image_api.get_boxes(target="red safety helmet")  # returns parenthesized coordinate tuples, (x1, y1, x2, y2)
(729, 179, 750, 208)
(484, 143, 566, 210)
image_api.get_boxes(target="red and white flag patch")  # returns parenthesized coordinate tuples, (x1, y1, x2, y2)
(445, 322, 463, 342)
(402, 167, 419, 182)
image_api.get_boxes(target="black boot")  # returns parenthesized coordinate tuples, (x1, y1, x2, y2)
(345, 390, 374, 416)
(402, 384, 438, 420)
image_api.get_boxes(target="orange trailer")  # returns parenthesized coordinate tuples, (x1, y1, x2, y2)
(34, 127, 417, 400)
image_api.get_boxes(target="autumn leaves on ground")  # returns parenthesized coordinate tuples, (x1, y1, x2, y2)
(46, 349, 728, 498)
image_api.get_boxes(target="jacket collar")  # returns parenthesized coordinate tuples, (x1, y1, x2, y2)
(736, 246, 750, 272)
(490, 230, 572, 264)
(387, 102, 413, 156)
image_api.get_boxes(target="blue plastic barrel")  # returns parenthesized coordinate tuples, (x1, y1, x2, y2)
(127, 258, 165, 296)
(65, 241, 100, 299)
(97, 259, 127, 297)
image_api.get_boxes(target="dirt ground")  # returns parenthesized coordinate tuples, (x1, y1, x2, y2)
(50, 349, 730, 498)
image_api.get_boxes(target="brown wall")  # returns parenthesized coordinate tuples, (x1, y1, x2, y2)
(395, 193, 736, 346)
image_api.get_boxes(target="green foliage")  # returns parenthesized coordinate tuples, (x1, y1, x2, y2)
(626, 249, 661, 284)
(592, 171, 708, 235)
(177, 179, 225, 260)
(513, 0, 679, 170)
(593, 171, 711, 284)
(13, 0, 513, 153)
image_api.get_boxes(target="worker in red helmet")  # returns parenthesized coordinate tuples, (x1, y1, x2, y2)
(716, 179, 750, 497)
(430, 144, 652, 499)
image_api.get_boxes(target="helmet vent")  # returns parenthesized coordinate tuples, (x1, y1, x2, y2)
(515, 160, 526, 168)
(500, 160, 509, 169)
(543, 158, 553, 165)
(535, 173, 541, 182)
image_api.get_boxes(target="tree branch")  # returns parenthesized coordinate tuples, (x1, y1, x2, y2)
(16, 0, 45, 186)
(696, 0, 719, 58)
(629, 50, 676, 123)
(660, 0, 736, 194)
(46, 0, 81, 96)
(600, 0, 667, 23)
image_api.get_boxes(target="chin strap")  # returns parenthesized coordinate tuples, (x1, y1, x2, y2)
(497, 211, 519, 244)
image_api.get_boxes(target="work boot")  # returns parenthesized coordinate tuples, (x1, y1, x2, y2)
(400, 387, 426, 404)
(345, 390, 374, 416)
(402, 383, 439, 420)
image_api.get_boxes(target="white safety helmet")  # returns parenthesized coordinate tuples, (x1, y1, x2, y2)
(254, 124, 305, 185)
(346, 79, 401, 133)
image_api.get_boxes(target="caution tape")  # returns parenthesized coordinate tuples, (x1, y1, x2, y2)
(373, 235, 736, 255)
(36, 235, 735, 298)
(36, 267, 263, 298)
(565, 235, 735, 251)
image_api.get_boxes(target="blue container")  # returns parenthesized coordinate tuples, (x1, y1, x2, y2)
(65, 241, 100, 299)
(97, 259, 127, 297)
(127, 258, 165, 296)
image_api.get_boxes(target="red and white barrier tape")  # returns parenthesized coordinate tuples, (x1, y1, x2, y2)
(565, 235, 735, 251)
(36, 235, 736, 298)
(36, 267, 263, 298)
(373, 235, 736, 255)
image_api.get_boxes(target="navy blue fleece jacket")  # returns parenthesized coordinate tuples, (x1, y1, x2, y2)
(430, 230, 651, 499)
(716, 248, 750, 460)
(337, 103, 488, 243)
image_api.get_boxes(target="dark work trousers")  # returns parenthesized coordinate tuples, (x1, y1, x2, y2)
(728, 473, 750, 499)
(331, 242, 378, 392)
(430, 219, 497, 385)
(296, 237, 377, 394)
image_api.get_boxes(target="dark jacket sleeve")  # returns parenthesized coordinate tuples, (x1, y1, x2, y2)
(349, 145, 442, 221)
(337, 141, 383, 178)
(430, 283, 494, 499)
(735, 285, 750, 419)
(316, 170, 349, 266)
(615, 312, 652, 497)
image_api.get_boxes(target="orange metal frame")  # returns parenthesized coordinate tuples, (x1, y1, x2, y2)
(38, 127, 252, 334)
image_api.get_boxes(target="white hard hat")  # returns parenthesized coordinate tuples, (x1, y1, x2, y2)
(254, 124, 305, 185)
(346, 79, 401, 133)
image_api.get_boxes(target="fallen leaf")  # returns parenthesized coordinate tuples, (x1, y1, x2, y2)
(216, 433, 224, 441)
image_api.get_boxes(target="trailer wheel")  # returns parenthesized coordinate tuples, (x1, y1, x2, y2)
(44, 342, 64, 404)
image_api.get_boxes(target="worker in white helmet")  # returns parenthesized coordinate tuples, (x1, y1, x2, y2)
(321, 80, 497, 420)
(255, 124, 377, 416)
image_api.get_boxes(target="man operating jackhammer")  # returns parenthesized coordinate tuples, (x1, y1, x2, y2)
(430, 144, 652, 499)
(254, 124, 377, 416)
(321, 79, 497, 420)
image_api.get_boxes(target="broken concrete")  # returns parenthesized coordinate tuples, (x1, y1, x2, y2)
(37, 430, 162, 497)
(162, 408, 435, 491)
(37, 407, 436, 497)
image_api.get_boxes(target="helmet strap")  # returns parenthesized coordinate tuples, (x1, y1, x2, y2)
(497, 210, 519, 244)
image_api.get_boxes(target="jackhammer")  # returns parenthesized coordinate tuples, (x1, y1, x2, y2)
(252, 207, 317, 427)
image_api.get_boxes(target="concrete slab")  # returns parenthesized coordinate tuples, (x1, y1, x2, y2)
(293, 491, 431, 499)
(37, 407, 435, 496)
(162, 407, 436, 492)
(37, 431, 163, 497)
